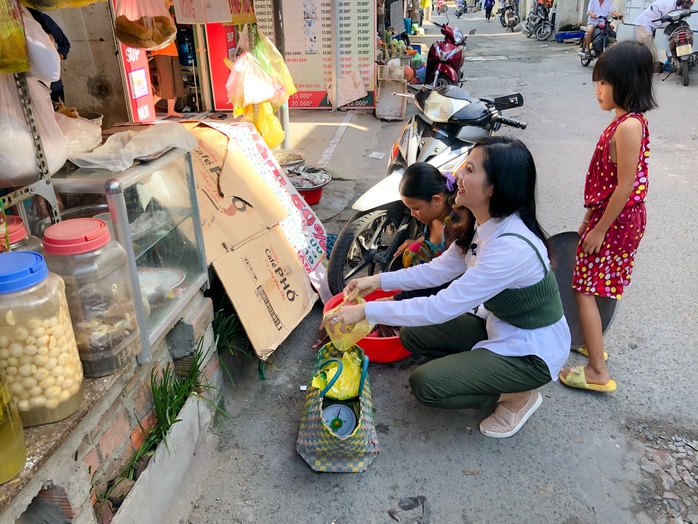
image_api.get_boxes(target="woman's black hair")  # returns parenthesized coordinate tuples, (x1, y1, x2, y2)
(399, 162, 456, 209)
(473, 136, 548, 244)
(592, 40, 657, 113)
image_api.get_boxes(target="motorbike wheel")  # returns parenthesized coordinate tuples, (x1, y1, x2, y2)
(500, 15, 506, 27)
(525, 27, 533, 38)
(682, 62, 690, 86)
(536, 22, 553, 41)
(433, 75, 455, 88)
(327, 207, 415, 295)
(580, 53, 592, 67)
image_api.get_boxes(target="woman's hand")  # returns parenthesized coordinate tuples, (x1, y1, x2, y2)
(320, 303, 367, 333)
(343, 274, 381, 301)
(582, 227, 606, 255)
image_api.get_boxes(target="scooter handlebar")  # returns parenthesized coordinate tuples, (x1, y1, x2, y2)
(493, 114, 528, 129)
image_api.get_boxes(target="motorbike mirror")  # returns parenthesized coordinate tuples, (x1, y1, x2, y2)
(438, 4, 448, 14)
(468, 28, 477, 35)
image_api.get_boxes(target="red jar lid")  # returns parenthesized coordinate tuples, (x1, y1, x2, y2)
(43, 218, 111, 255)
(0, 216, 29, 248)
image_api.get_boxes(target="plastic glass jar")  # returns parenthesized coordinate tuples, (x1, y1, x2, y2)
(0, 366, 26, 484)
(43, 218, 137, 378)
(0, 216, 43, 253)
(0, 252, 83, 427)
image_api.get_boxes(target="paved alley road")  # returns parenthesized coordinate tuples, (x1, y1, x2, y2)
(165, 10, 698, 524)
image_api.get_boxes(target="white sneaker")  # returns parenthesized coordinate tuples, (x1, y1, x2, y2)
(577, 50, 586, 57)
(479, 390, 542, 438)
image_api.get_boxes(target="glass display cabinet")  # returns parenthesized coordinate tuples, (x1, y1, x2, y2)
(40, 148, 208, 363)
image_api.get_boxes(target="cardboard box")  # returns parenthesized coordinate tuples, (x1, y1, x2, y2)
(188, 122, 320, 359)
(212, 227, 316, 360)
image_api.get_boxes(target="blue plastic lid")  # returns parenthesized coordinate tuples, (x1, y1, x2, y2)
(0, 252, 49, 293)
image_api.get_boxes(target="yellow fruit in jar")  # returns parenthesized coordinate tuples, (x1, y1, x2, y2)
(0, 335, 8, 348)
(0, 349, 8, 360)
(30, 396, 47, 408)
(9, 381, 22, 396)
(40, 377, 56, 390)
(48, 337, 57, 350)
(36, 335, 49, 348)
(5, 366, 17, 377)
(34, 354, 49, 366)
(18, 364, 33, 377)
(32, 328, 45, 338)
(7, 357, 18, 367)
(48, 347, 59, 359)
(45, 386, 61, 399)
(69, 382, 80, 395)
(17, 400, 30, 411)
(5, 310, 16, 326)
(58, 390, 70, 402)
(34, 367, 49, 381)
(9, 343, 23, 358)
(14, 327, 28, 341)
(25, 336, 36, 346)
(57, 353, 70, 366)
(24, 345, 38, 356)
(46, 398, 60, 409)
(27, 318, 42, 330)
(50, 366, 64, 378)
(37, 347, 48, 356)
(62, 378, 74, 390)
(21, 376, 37, 389)
(19, 355, 33, 365)
(29, 386, 42, 397)
(44, 358, 57, 371)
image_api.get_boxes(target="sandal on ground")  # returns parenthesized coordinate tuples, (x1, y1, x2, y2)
(479, 390, 542, 438)
(559, 365, 616, 392)
(572, 347, 608, 361)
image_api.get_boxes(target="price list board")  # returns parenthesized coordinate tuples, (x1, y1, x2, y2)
(268, 0, 374, 109)
(335, 0, 375, 108)
(252, 0, 275, 39)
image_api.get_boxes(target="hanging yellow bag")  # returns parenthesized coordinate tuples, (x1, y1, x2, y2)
(0, 0, 30, 74)
(20, 0, 105, 10)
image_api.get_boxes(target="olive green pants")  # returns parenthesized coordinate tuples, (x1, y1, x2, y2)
(400, 314, 551, 409)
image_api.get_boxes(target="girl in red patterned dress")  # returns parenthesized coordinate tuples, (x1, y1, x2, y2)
(560, 41, 656, 393)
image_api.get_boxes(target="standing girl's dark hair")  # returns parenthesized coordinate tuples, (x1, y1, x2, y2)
(592, 40, 657, 113)
(399, 162, 457, 206)
(474, 136, 548, 244)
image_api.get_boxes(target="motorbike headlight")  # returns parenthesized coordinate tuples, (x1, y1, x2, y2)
(423, 91, 470, 123)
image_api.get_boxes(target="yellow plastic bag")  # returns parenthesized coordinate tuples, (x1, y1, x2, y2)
(310, 349, 362, 400)
(325, 296, 374, 352)
(240, 102, 284, 150)
(21, 0, 105, 10)
(0, 0, 30, 74)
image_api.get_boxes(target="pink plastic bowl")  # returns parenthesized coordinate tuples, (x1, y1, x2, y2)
(323, 290, 411, 363)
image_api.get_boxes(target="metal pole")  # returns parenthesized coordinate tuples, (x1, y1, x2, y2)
(270, 0, 291, 149)
(333, 0, 340, 110)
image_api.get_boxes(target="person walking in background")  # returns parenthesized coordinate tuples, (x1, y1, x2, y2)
(578, 0, 622, 58)
(421, 0, 432, 22)
(560, 41, 656, 393)
(485, 0, 495, 20)
(150, 41, 185, 118)
(27, 8, 70, 105)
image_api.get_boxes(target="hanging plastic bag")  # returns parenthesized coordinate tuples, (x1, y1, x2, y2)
(239, 102, 285, 150)
(0, 76, 68, 188)
(20, 0, 106, 10)
(54, 113, 102, 156)
(238, 25, 297, 103)
(21, 6, 60, 82)
(324, 296, 374, 352)
(0, 0, 30, 74)
(310, 349, 363, 401)
(224, 53, 278, 111)
(114, 0, 176, 51)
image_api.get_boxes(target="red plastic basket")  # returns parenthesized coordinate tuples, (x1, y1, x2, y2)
(323, 290, 411, 363)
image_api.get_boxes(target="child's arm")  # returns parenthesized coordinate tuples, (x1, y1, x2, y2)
(582, 118, 642, 255)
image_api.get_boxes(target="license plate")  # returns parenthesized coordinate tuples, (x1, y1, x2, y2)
(677, 44, 692, 57)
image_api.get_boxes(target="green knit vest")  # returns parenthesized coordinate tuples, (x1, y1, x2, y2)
(482, 233, 564, 329)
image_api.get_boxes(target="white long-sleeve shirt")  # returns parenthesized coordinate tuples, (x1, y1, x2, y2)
(365, 214, 571, 379)
(633, 0, 680, 32)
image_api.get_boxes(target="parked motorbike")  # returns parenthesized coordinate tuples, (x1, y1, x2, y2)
(579, 15, 620, 67)
(455, 0, 466, 18)
(326, 86, 527, 294)
(660, 9, 698, 86)
(522, 4, 553, 41)
(426, 7, 468, 87)
(498, 2, 520, 31)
